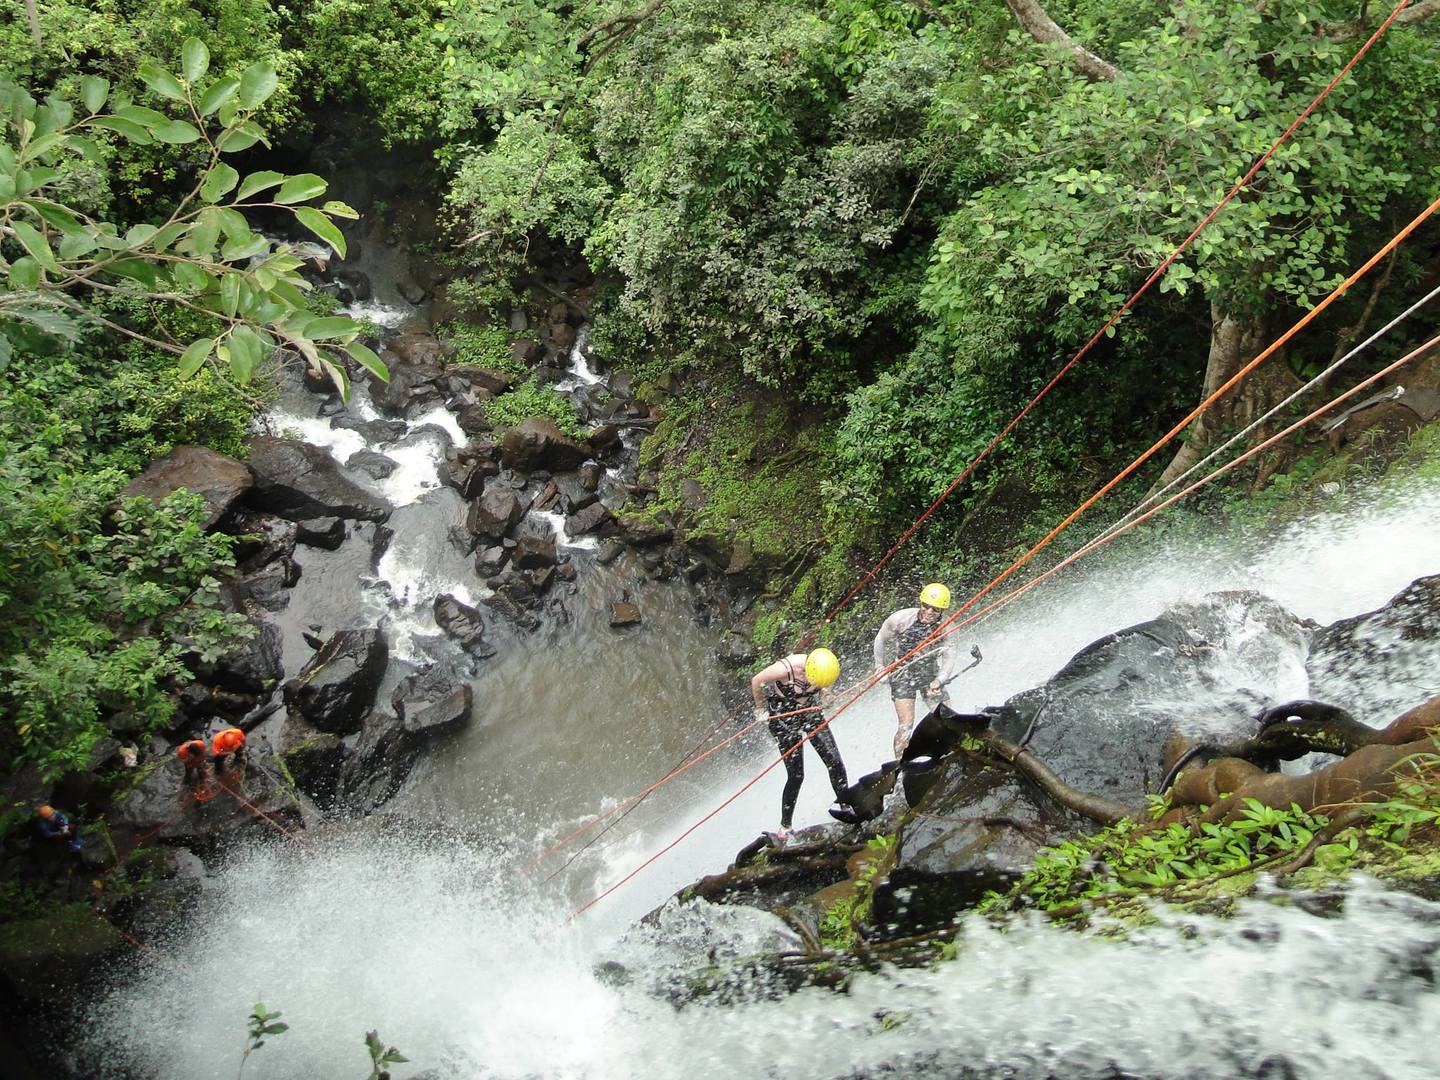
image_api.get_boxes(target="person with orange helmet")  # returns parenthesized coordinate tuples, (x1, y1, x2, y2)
(874, 583, 952, 758)
(749, 647, 850, 842)
(34, 805, 83, 852)
(177, 738, 209, 785)
(210, 727, 247, 774)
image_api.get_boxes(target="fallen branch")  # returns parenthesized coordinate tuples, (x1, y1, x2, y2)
(1003, 0, 1122, 82)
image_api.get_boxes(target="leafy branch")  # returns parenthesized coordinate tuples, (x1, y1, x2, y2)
(0, 37, 388, 398)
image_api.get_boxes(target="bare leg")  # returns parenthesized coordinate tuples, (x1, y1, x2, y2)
(893, 696, 916, 758)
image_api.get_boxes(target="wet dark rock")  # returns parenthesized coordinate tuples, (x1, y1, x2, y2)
(195, 621, 283, 698)
(228, 511, 298, 568)
(433, 594, 497, 658)
(467, 485, 526, 539)
(398, 279, 427, 305)
(616, 511, 673, 547)
(499, 417, 589, 473)
(481, 591, 541, 633)
(681, 478, 708, 512)
(717, 630, 757, 668)
(247, 436, 392, 522)
(456, 405, 493, 437)
(296, 517, 347, 550)
(448, 365, 513, 397)
(440, 456, 492, 500)
(578, 460, 603, 492)
(513, 536, 557, 569)
(595, 539, 625, 565)
(370, 523, 394, 570)
(120, 445, 252, 529)
(346, 449, 399, 480)
(225, 561, 294, 612)
(331, 416, 408, 443)
(283, 628, 388, 734)
(317, 395, 347, 418)
(337, 268, 371, 302)
(0, 902, 123, 1003)
(392, 665, 473, 735)
(725, 536, 754, 576)
(370, 363, 442, 416)
(1309, 574, 1440, 719)
(527, 565, 555, 593)
(874, 755, 1082, 937)
(552, 472, 597, 513)
(279, 718, 347, 808)
(610, 602, 642, 628)
(566, 501, 613, 537)
(555, 559, 577, 583)
(511, 338, 538, 365)
(1005, 592, 1306, 805)
(550, 321, 577, 352)
(588, 424, 622, 455)
(475, 545, 508, 576)
(390, 332, 445, 368)
(509, 309, 529, 332)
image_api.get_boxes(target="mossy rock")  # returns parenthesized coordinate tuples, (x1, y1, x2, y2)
(0, 902, 123, 1001)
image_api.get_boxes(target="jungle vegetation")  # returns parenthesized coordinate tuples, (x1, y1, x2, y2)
(3, 0, 1439, 772)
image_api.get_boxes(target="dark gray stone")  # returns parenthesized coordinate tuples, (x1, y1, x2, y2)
(566, 501, 612, 537)
(283, 629, 388, 734)
(247, 437, 392, 522)
(296, 517, 347, 550)
(433, 594, 497, 658)
(467, 485, 525, 539)
(346, 449, 399, 480)
(392, 665, 473, 735)
(499, 417, 589, 473)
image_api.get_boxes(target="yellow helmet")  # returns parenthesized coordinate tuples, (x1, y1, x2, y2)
(804, 648, 840, 689)
(919, 582, 951, 609)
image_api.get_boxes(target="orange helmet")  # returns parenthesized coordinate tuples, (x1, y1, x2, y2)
(37, 805, 55, 820)
(211, 728, 246, 755)
(177, 739, 207, 763)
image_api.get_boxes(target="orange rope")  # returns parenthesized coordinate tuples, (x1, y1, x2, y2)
(570, 197, 1440, 918)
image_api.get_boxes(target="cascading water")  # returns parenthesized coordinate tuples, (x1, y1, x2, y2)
(76, 477, 1440, 1079)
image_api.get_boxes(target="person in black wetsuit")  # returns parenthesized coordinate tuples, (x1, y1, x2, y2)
(749, 648, 849, 842)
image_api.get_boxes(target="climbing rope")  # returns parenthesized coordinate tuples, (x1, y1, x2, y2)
(545, 0, 1422, 884)
(570, 195, 1440, 918)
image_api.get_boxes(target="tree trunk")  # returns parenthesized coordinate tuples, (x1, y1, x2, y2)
(1152, 303, 1299, 492)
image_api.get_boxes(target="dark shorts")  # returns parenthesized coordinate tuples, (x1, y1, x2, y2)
(890, 667, 933, 700)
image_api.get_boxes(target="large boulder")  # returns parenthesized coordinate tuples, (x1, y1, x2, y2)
(193, 620, 283, 697)
(0, 903, 123, 1003)
(433, 594, 497, 658)
(246, 437, 392, 522)
(466, 485, 526, 540)
(392, 665, 474, 736)
(279, 717, 347, 809)
(120, 445, 252, 529)
(283, 629, 388, 734)
(1309, 574, 1440, 722)
(500, 417, 589, 472)
(998, 592, 1309, 805)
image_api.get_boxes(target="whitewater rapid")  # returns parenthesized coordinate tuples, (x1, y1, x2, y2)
(80, 480, 1440, 1079)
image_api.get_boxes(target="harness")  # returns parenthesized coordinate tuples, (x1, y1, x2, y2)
(765, 657, 820, 714)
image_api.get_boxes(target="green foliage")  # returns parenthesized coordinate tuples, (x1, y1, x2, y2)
(0, 39, 384, 398)
(438, 319, 530, 382)
(980, 799, 1332, 914)
(483, 377, 586, 437)
(819, 832, 896, 948)
(364, 1030, 409, 1080)
(239, 1003, 288, 1079)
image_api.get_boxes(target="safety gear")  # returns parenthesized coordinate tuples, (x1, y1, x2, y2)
(919, 583, 951, 609)
(37, 805, 55, 820)
(211, 728, 245, 756)
(177, 739, 207, 764)
(804, 648, 840, 689)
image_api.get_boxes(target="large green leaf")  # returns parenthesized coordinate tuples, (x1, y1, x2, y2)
(80, 76, 110, 115)
(105, 258, 163, 288)
(219, 273, 241, 316)
(274, 174, 327, 204)
(228, 325, 265, 381)
(237, 62, 278, 109)
(152, 120, 202, 145)
(198, 77, 241, 116)
(320, 356, 351, 402)
(8, 257, 41, 289)
(321, 200, 360, 220)
(304, 316, 359, 341)
(27, 199, 85, 235)
(201, 163, 240, 203)
(11, 220, 59, 271)
(217, 123, 264, 154)
(182, 39, 211, 84)
(24, 132, 63, 161)
(59, 231, 99, 260)
(236, 170, 285, 201)
(344, 341, 390, 383)
(116, 104, 170, 128)
(188, 208, 222, 257)
(294, 206, 346, 258)
(89, 116, 153, 144)
(220, 234, 269, 262)
(177, 336, 215, 377)
(138, 61, 187, 103)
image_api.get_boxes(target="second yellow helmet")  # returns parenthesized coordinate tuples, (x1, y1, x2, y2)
(919, 582, 951, 609)
(804, 648, 840, 689)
